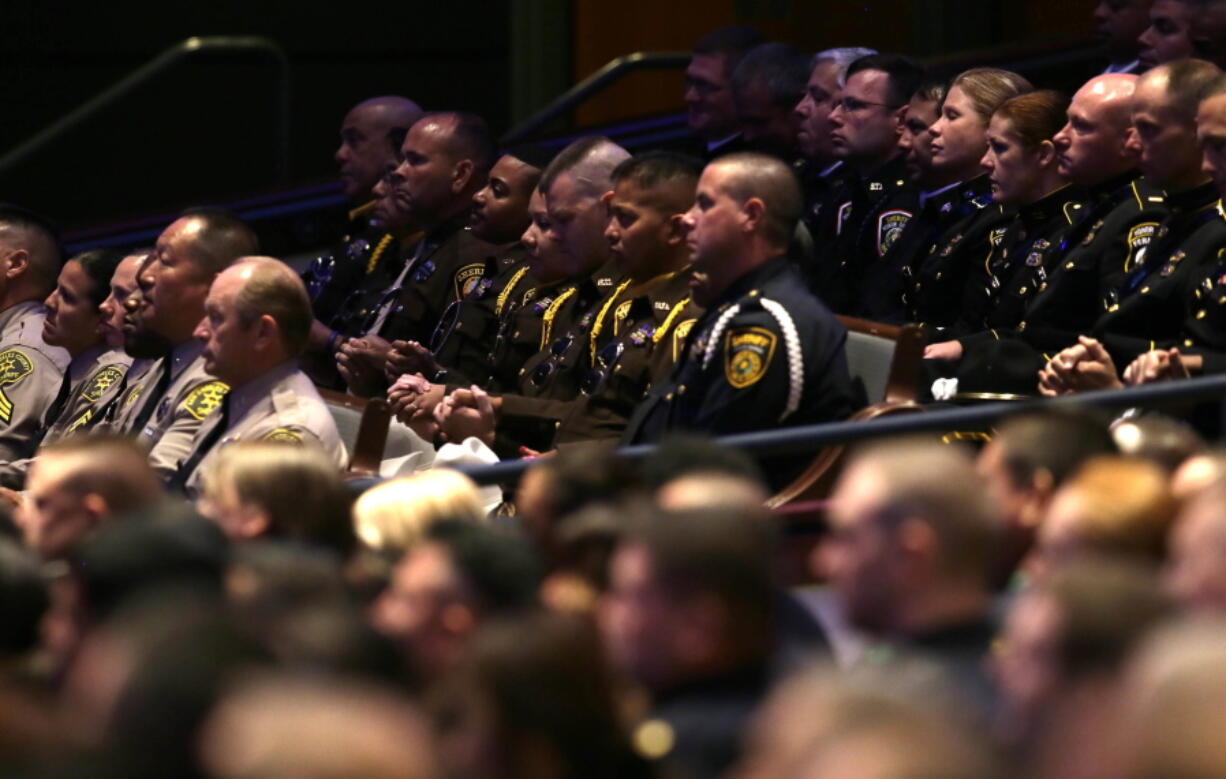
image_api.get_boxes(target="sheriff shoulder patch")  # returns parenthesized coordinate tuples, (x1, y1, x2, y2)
(453, 263, 487, 299)
(82, 365, 126, 402)
(0, 350, 33, 386)
(262, 428, 304, 443)
(724, 327, 777, 389)
(877, 210, 912, 257)
(181, 381, 229, 421)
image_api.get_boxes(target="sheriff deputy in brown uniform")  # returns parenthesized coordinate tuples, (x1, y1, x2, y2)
(435, 152, 706, 455)
(386, 137, 631, 432)
(383, 148, 550, 387)
(170, 258, 346, 496)
(336, 112, 500, 398)
(104, 211, 259, 481)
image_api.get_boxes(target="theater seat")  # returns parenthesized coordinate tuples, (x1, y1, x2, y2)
(836, 315, 925, 405)
(319, 388, 391, 476)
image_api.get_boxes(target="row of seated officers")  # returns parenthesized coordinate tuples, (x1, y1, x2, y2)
(12, 46, 1226, 488)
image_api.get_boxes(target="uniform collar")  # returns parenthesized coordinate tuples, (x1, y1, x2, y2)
(855, 154, 910, 192)
(819, 160, 843, 178)
(225, 360, 298, 429)
(919, 179, 965, 211)
(1087, 170, 1141, 204)
(1166, 181, 1221, 213)
(168, 339, 205, 383)
(712, 255, 790, 309)
(1018, 184, 1082, 229)
(707, 132, 741, 153)
(68, 343, 108, 382)
(0, 300, 44, 335)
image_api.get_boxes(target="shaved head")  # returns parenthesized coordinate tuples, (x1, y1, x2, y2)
(1053, 73, 1141, 185)
(337, 96, 424, 201)
(539, 137, 632, 203)
(0, 207, 61, 297)
(714, 152, 803, 247)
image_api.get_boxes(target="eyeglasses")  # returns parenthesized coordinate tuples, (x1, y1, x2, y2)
(832, 96, 901, 113)
(580, 340, 625, 396)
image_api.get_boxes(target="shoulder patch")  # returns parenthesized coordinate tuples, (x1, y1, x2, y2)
(453, 262, 487, 299)
(262, 428, 304, 443)
(0, 350, 33, 423)
(724, 326, 777, 389)
(81, 365, 126, 402)
(877, 210, 913, 256)
(180, 381, 229, 421)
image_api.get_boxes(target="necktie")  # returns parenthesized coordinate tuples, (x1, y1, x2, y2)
(127, 354, 175, 435)
(167, 394, 231, 493)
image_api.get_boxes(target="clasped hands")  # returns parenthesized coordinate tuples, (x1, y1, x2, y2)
(1038, 336, 1191, 397)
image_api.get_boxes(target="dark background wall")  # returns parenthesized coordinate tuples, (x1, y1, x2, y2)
(0, 0, 1098, 232)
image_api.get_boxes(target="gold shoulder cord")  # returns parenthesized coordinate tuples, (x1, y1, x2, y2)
(588, 279, 633, 365)
(365, 233, 395, 275)
(495, 266, 531, 317)
(539, 287, 577, 349)
(653, 296, 693, 344)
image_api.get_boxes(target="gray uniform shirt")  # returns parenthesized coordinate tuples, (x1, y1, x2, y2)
(0, 301, 70, 463)
(181, 362, 347, 495)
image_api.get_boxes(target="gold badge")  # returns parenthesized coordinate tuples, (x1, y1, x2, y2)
(0, 350, 34, 424)
(672, 318, 697, 363)
(181, 381, 229, 421)
(81, 365, 126, 402)
(724, 327, 776, 389)
(453, 263, 487, 300)
(262, 428, 304, 443)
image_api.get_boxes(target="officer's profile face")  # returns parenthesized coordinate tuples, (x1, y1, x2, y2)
(194, 267, 256, 385)
(391, 119, 463, 224)
(371, 169, 413, 231)
(143, 218, 214, 343)
(470, 154, 537, 245)
(335, 103, 399, 202)
(981, 115, 1050, 206)
(99, 254, 141, 350)
(1138, 0, 1196, 69)
(1094, 0, 1156, 57)
(900, 95, 940, 180)
(1197, 92, 1226, 197)
(818, 461, 904, 634)
(685, 52, 737, 139)
(521, 188, 567, 284)
(42, 259, 103, 356)
(929, 85, 990, 177)
(795, 59, 843, 160)
(1133, 76, 1203, 189)
(604, 180, 679, 279)
(682, 163, 744, 307)
(1053, 84, 1133, 186)
(543, 172, 609, 278)
(828, 69, 904, 167)
(736, 78, 800, 156)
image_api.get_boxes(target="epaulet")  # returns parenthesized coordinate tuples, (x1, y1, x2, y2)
(1062, 201, 1084, 224)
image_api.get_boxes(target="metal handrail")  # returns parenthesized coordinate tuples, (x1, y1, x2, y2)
(501, 50, 690, 146)
(457, 373, 1226, 486)
(0, 36, 290, 183)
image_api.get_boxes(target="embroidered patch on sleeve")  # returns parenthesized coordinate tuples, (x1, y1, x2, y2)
(262, 428, 304, 443)
(0, 350, 34, 423)
(453, 263, 487, 299)
(180, 381, 229, 421)
(1124, 222, 1160, 273)
(877, 210, 913, 256)
(81, 365, 126, 402)
(724, 327, 777, 389)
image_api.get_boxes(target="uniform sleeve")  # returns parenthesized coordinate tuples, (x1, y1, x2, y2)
(0, 348, 62, 464)
(688, 315, 796, 435)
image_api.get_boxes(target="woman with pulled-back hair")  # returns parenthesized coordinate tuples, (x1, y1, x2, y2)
(906, 68, 1033, 328)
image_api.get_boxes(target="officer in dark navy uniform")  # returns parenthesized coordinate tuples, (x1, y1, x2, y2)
(904, 67, 1034, 328)
(624, 153, 855, 487)
(684, 26, 765, 159)
(335, 112, 499, 397)
(808, 53, 925, 316)
(728, 42, 810, 160)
